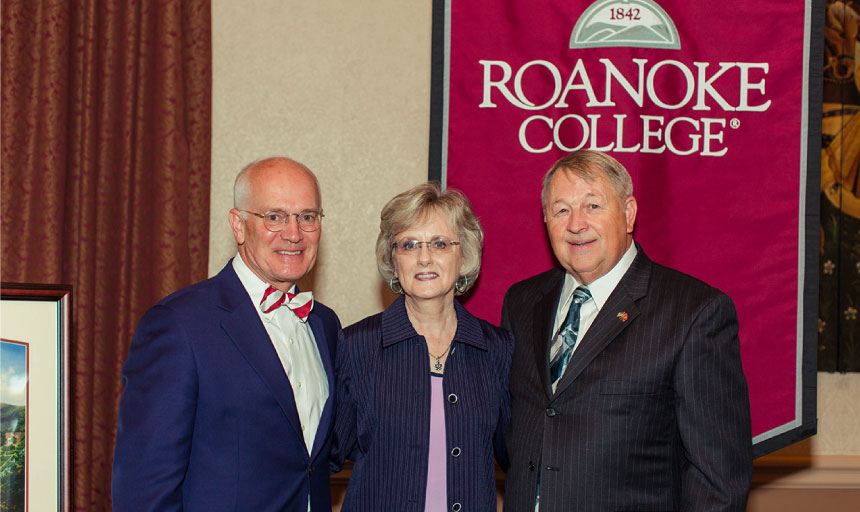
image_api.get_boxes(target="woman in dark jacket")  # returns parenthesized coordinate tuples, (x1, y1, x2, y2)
(332, 183, 513, 511)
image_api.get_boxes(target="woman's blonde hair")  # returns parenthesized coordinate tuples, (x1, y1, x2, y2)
(376, 183, 483, 295)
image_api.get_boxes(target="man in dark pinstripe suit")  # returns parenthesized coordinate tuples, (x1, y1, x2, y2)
(501, 150, 752, 511)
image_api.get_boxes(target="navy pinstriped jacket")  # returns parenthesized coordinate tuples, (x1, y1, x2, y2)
(501, 247, 752, 511)
(331, 296, 514, 512)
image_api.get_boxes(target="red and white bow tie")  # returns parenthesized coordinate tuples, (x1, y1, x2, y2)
(260, 286, 314, 322)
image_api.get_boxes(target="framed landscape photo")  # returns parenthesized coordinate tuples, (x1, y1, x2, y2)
(1, 283, 71, 512)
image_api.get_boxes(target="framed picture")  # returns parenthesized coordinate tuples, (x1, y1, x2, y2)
(1, 283, 71, 512)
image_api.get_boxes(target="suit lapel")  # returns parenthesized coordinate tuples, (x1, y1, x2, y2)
(307, 312, 334, 461)
(217, 266, 305, 446)
(533, 272, 564, 399)
(553, 248, 652, 396)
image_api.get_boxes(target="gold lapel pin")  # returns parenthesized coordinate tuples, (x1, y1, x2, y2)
(617, 312, 628, 322)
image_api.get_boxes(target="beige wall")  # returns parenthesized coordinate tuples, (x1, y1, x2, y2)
(210, 0, 430, 324)
(806, 372, 860, 455)
(211, 1, 860, 506)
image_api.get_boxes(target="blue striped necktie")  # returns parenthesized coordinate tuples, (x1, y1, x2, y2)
(550, 286, 592, 387)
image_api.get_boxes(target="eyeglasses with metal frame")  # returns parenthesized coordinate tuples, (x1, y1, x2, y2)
(392, 237, 460, 254)
(240, 209, 324, 232)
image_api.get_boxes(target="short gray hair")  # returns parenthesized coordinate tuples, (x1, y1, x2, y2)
(541, 150, 633, 209)
(376, 183, 483, 295)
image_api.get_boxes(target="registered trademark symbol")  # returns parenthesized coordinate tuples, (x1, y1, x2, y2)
(730, 118, 740, 129)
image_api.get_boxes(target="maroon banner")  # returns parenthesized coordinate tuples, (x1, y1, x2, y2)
(430, 0, 821, 456)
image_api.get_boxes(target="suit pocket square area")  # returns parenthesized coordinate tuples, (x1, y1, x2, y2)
(598, 379, 667, 396)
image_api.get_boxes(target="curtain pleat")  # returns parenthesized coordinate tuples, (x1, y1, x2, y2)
(1, 1, 211, 509)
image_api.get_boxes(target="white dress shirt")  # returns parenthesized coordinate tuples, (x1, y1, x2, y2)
(232, 255, 329, 454)
(551, 243, 638, 386)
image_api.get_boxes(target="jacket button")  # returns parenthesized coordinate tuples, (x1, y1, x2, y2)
(452, 503, 461, 512)
(545, 407, 557, 417)
(451, 447, 461, 457)
(528, 461, 535, 472)
(447, 393, 458, 403)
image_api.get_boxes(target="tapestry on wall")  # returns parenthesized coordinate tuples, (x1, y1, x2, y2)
(429, 0, 822, 457)
(820, 0, 860, 372)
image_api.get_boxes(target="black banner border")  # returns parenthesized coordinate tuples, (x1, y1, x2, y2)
(428, 0, 822, 458)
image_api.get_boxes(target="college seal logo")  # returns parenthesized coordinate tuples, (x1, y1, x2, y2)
(570, 0, 680, 49)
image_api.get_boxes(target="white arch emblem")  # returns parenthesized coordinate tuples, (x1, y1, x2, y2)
(570, 0, 681, 50)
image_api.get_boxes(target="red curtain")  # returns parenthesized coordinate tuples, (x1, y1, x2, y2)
(1, 1, 211, 509)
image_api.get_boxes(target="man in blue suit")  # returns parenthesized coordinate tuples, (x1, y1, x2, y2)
(112, 157, 341, 511)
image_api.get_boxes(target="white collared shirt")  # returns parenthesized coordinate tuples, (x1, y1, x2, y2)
(232, 254, 329, 455)
(551, 242, 638, 364)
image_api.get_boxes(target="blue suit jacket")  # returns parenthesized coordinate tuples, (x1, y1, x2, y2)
(112, 261, 341, 512)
